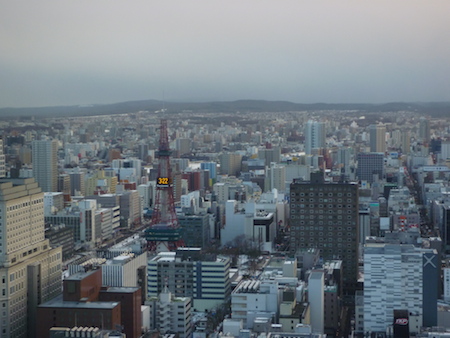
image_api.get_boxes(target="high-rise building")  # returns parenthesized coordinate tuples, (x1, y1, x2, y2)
(363, 244, 438, 333)
(147, 248, 231, 311)
(441, 140, 450, 161)
(305, 120, 326, 155)
(401, 130, 411, 154)
(67, 168, 85, 196)
(267, 162, 286, 192)
(0, 138, 5, 179)
(289, 173, 359, 292)
(337, 147, 352, 177)
(0, 178, 62, 337)
(419, 117, 431, 144)
(175, 138, 192, 156)
(258, 147, 281, 166)
(369, 124, 386, 153)
(444, 268, 450, 302)
(200, 162, 217, 180)
(112, 158, 142, 184)
(308, 271, 325, 334)
(146, 289, 193, 338)
(356, 152, 384, 184)
(219, 153, 243, 176)
(178, 213, 211, 249)
(32, 139, 58, 192)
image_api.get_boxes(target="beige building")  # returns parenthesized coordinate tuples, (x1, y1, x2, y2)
(369, 124, 386, 153)
(0, 178, 62, 337)
(85, 169, 118, 196)
(219, 153, 242, 176)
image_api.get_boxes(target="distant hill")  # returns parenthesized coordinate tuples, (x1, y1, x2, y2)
(0, 99, 449, 118)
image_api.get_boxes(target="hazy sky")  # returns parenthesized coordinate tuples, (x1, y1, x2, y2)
(1, 0, 450, 107)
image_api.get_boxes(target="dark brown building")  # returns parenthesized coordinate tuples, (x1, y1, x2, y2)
(37, 269, 142, 338)
(37, 300, 122, 335)
(99, 287, 142, 338)
(289, 172, 359, 293)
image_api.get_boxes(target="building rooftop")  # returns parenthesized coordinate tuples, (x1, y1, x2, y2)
(39, 295, 119, 309)
(65, 269, 99, 281)
(101, 287, 140, 294)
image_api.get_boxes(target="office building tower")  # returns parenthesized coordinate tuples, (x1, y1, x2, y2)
(182, 169, 208, 192)
(45, 199, 99, 244)
(356, 152, 384, 184)
(147, 248, 231, 311)
(0, 178, 62, 337)
(337, 147, 352, 178)
(101, 252, 148, 288)
(444, 268, 450, 302)
(32, 139, 58, 192)
(57, 174, 71, 197)
(67, 168, 85, 196)
(419, 117, 431, 144)
(370, 124, 386, 153)
(138, 182, 155, 210)
(363, 244, 438, 333)
(178, 213, 211, 249)
(308, 271, 325, 334)
(441, 141, 450, 161)
(85, 170, 118, 196)
(305, 120, 326, 155)
(0, 138, 5, 178)
(442, 205, 450, 254)
(289, 173, 359, 292)
(219, 153, 242, 176)
(175, 138, 192, 156)
(267, 162, 286, 192)
(45, 224, 75, 261)
(147, 289, 193, 338)
(112, 158, 142, 184)
(258, 147, 281, 166)
(401, 130, 411, 154)
(200, 162, 217, 180)
(138, 143, 149, 162)
(119, 190, 142, 227)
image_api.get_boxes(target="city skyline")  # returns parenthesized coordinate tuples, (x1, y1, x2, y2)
(1, 0, 450, 108)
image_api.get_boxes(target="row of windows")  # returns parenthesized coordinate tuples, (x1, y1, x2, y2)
(4, 199, 43, 211)
(292, 209, 355, 215)
(297, 235, 354, 241)
(295, 226, 355, 233)
(292, 198, 354, 203)
(295, 222, 355, 228)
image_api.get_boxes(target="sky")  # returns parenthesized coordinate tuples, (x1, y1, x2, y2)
(1, 0, 450, 108)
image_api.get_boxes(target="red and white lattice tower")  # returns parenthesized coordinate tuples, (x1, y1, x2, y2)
(145, 119, 184, 252)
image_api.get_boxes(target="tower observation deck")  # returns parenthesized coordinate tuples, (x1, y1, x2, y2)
(144, 119, 184, 252)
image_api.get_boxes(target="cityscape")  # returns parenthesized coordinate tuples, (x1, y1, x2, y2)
(0, 103, 449, 337)
(2, 1, 450, 337)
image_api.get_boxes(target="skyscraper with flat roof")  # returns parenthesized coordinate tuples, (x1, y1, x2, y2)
(32, 139, 58, 192)
(363, 244, 438, 333)
(289, 173, 359, 293)
(305, 120, 326, 155)
(0, 178, 62, 337)
(370, 124, 386, 153)
(0, 138, 5, 179)
(356, 152, 384, 184)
